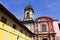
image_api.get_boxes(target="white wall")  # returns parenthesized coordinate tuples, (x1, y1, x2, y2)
(53, 21, 60, 40)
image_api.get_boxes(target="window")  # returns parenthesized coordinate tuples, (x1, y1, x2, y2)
(1, 16, 7, 24)
(25, 32, 27, 35)
(27, 12, 30, 18)
(13, 24, 16, 29)
(42, 25, 47, 32)
(29, 35, 31, 37)
(20, 28, 23, 33)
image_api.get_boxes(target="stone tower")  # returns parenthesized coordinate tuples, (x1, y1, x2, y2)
(24, 4, 34, 21)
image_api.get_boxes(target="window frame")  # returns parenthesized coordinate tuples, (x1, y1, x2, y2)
(13, 24, 16, 29)
(41, 24, 47, 32)
(1, 16, 7, 24)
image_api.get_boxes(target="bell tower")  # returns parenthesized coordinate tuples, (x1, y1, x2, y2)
(24, 4, 34, 21)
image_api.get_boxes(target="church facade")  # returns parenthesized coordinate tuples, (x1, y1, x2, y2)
(0, 3, 60, 40)
(23, 4, 60, 40)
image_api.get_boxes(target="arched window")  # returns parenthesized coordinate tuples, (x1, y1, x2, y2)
(27, 12, 30, 18)
(42, 38, 48, 40)
(42, 25, 47, 32)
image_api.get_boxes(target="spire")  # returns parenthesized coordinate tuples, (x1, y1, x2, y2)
(24, 0, 33, 10)
(24, 4, 33, 10)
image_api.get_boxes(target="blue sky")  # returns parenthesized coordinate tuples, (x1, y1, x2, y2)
(0, 0, 60, 21)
